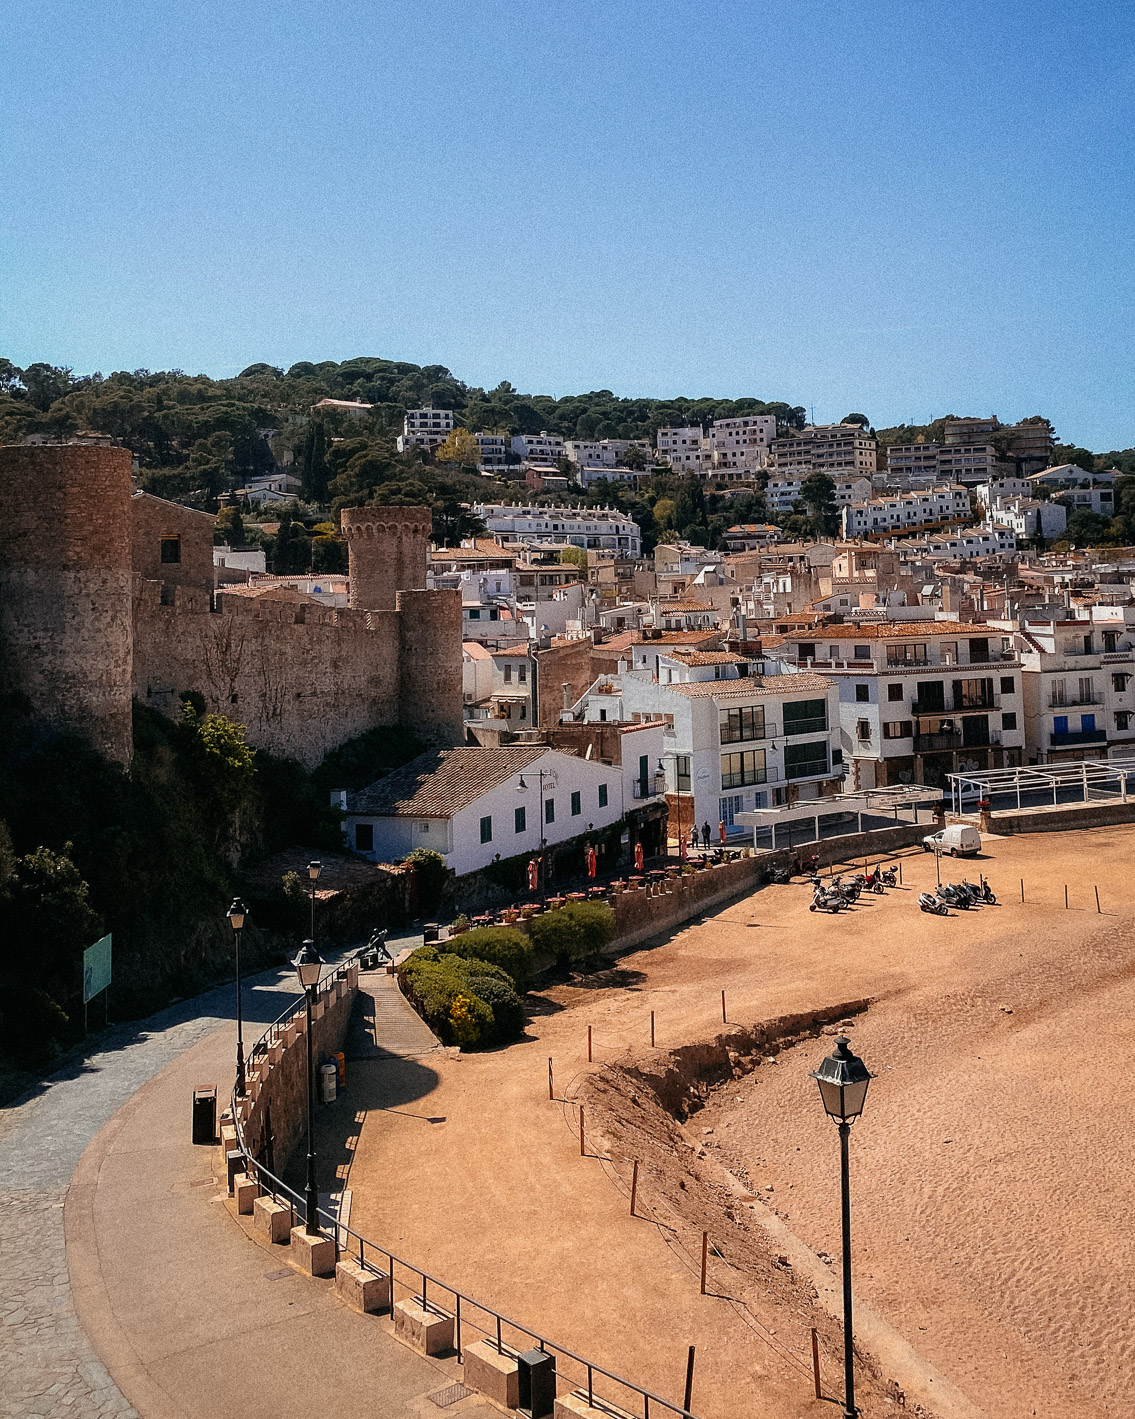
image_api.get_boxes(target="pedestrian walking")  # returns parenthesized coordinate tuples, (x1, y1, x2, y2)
(701, 821, 711, 849)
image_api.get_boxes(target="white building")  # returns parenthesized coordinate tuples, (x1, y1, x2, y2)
(1017, 608, 1135, 763)
(233, 472, 304, 506)
(311, 399, 373, 420)
(986, 497, 1067, 541)
(511, 432, 565, 465)
(476, 503, 642, 556)
(474, 433, 510, 467)
(656, 426, 709, 471)
(708, 415, 777, 472)
(775, 621, 1025, 789)
(722, 524, 782, 550)
(577, 658, 843, 837)
(841, 485, 971, 538)
(563, 438, 646, 467)
(579, 466, 645, 488)
(343, 745, 636, 876)
(768, 474, 874, 515)
(213, 544, 267, 575)
(398, 407, 455, 452)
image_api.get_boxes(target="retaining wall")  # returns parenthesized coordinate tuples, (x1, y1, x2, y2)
(235, 962, 358, 1176)
(987, 800, 1135, 835)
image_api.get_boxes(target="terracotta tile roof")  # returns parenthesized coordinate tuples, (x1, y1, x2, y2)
(662, 650, 748, 665)
(348, 746, 552, 818)
(781, 620, 982, 640)
(663, 673, 835, 700)
(490, 645, 534, 658)
(603, 629, 722, 652)
(462, 642, 493, 659)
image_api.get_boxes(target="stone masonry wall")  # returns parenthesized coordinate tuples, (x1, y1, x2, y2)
(239, 963, 358, 1178)
(131, 490, 215, 595)
(0, 444, 134, 764)
(343, 504, 431, 611)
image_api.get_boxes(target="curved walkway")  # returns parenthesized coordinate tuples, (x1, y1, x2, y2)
(0, 966, 482, 1419)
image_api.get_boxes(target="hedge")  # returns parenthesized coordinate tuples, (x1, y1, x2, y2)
(447, 925, 533, 984)
(527, 900, 615, 965)
(397, 945, 526, 1048)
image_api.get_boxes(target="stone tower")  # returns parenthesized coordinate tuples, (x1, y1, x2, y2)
(0, 444, 134, 764)
(341, 504, 432, 610)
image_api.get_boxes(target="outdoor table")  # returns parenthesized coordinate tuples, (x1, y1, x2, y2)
(567, 892, 587, 901)
(628, 875, 644, 888)
(610, 879, 627, 892)
(547, 896, 566, 909)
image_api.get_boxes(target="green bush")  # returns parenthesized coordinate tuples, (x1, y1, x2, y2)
(397, 945, 525, 1047)
(446, 925, 533, 984)
(528, 900, 615, 965)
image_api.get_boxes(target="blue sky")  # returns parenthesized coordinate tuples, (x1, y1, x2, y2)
(2, 0, 1133, 448)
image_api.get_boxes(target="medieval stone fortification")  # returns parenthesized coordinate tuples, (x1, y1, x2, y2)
(0, 445, 462, 768)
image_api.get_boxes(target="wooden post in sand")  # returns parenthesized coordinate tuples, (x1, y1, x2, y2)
(587, 1024, 592, 1063)
(721, 989, 727, 1024)
(630, 1160, 639, 1217)
(700, 1231, 708, 1294)
(548, 1057, 554, 1100)
(1065, 884, 1069, 909)
(579, 1107, 585, 1156)
(650, 1010, 656, 1047)
(1095, 885, 1101, 913)
(683, 1346, 696, 1414)
(811, 1328, 822, 1398)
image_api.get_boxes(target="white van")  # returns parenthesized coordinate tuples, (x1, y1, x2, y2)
(922, 824, 981, 857)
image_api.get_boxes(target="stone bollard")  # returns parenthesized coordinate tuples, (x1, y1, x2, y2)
(253, 1197, 291, 1244)
(290, 1226, 336, 1277)
(464, 1341, 520, 1409)
(393, 1299, 454, 1356)
(335, 1258, 390, 1313)
(234, 1174, 259, 1215)
(555, 1395, 627, 1419)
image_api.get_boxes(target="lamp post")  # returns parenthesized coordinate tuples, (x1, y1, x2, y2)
(227, 898, 247, 1097)
(307, 860, 322, 944)
(810, 1036, 873, 1419)
(294, 938, 323, 1236)
(518, 771, 553, 904)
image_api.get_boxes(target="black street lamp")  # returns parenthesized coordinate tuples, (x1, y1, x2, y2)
(293, 938, 323, 1236)
(810, 1036, 873, 1419)
(227, 898, 247, 1097)
(307, 860, 322, 943)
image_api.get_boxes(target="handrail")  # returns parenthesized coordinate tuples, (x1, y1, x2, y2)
(230, 961, 699, 1419)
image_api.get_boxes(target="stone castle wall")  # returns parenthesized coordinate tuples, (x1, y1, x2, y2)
(0, 445, 134, 764)
(342, 504, 431, 611)
(1, 446, 463, 767)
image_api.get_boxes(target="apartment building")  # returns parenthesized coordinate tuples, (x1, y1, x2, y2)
(766, 474, 873, 515)
(943, 417, 1056, 473)
(901, 525, 1017, 560)
(474, 432, 510, 467)
(475, 503, 642, 556)
(776, 622, 1025, 789)
(708, 415, 777, 471)
(886, 442, 1002, 486)
(563, 438, 645, 467)
(580, 656, 842, 836)
(1017, 609, 1135, 762)
(986, 497, 1067, 541)
(841, 485, 971, 539)
(398, 407, 455, 451)
(769, 425, 878, 476)
(723, 524, 782, 551)
(511, 432, 566, 465)
(656, 426, 708, 471)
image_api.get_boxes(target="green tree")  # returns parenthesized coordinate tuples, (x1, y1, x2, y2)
(267, 508, 311, 573)
(621, 443, 649, 470)
(799, 472, 840, 535)
(841, 413, 870, 428)
(1050, 444, 1095, 474)
(300, 420, 329, 503)
(560, 546, 589, 571)
(214, 505, 247, 547)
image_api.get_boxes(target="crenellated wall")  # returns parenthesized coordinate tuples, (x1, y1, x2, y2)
(342, 504, 431, 611)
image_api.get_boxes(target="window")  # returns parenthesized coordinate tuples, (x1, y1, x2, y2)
(503, 664, 512, 683)
(797, 643, 816, 661)
(782, 698, 827, 735)
(719, 705, 766, 742)
(832, 747, 843, 764)
(721, 749, 767, 788)
(160, 536, 181, 564)
(784, 741, 829, 780)
(1000, 676, 1015, 695)
(1114, 673, 1130, 692)
(514, 805, 526, 833)
(856, 719, 872, 742)
(886, 643, 927, 666)
(883, 721, 912, 739)
(887, 684, 904, 702)
(570, 790, 581, 816)
(1001, 712, 1017, 730)
(518, 664, 527, 683)
(954, 677, 994, 709)
(854, 645, 871, 660)
(1081, 713, 1096, 732)
(480, 815, 493, 843)
(418, 821, 430, 833)
(675, 755, 691, 792)
(855, 684, 870, 703)
(1078, 677, 1095, 704)
(468, 608, 480, 620)
(598, 784, 608, 808)
(1053, 715, 1068, 735)
(545, 798, 555, 824)
(1104, 631, 1119, 653)
(354, 823, 373, 852)
(1117, 712, 1131, 731)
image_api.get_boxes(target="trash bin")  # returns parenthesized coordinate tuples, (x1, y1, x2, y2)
(423, 923, 440, 943)
(192, 1085, 217, 1144)
(516, 1348, 556, 1419)
(319, 1062, 338, 1104)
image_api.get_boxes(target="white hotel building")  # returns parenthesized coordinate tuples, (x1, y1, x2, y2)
(475, 503, 642, 556)
(398, 407, 455, 451)
(841, 486, 971, 538)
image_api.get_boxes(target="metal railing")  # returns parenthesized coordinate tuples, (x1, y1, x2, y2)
(230, 965, 698, 1419)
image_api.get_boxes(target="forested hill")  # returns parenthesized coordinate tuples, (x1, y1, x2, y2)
(0, 354, 805, 494)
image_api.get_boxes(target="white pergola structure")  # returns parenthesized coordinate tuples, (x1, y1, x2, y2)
(946, 755, 1135, 817)
(737, 785, 944, 852)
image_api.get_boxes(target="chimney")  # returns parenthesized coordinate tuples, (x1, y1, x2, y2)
(561, 682, 571, 711)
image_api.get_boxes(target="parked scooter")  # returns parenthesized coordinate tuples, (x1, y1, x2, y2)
(919, 891, 949, 915)
(809, 884, 844, 913)
(977, 873, 997, 904)
(768, 865, 792, 885)
(878, 865, 898, 889)
(936, 882, 976, 910)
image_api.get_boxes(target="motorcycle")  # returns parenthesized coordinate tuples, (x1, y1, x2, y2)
(936, 883, 971, 910)
(768, 865, 792, 885)
(878, 866, 898, 889)
(919, 891, 949, 915)
(809, 886, 843, 913)
(977, 873, 997, 904)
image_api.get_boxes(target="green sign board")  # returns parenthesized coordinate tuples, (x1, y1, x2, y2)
(83, 934, 112, 1004)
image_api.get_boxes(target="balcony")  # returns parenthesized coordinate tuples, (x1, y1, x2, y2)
(1048, 695, 1102, 708)
(913, 696, 1000, 717)
(1049, 728, 1108, 747)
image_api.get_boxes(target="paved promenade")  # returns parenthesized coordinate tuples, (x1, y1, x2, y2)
(0, 965, 486, 1419)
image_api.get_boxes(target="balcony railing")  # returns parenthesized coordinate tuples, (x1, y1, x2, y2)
(1048, 695, 1102, 708)
(781, 718, 828, 737)
(1050, 728, 1108, 747)
(913, 696, 1000, 716)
